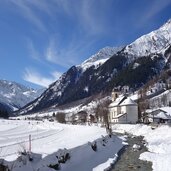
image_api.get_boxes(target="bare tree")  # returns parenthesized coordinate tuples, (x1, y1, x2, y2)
(56, 112, 66, 123)
(161, 94, 167, 106)
(138, 88, 149, 122)
(94, 104, 103, 122)
(89, 114, 95, 123)
(94, 99, 112, 134)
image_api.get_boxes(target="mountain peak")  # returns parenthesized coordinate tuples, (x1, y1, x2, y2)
(164, 18, 171, 25)
(0, 80, 44, 111)
(160, 18, 171, 34)
(17, 18, 171, 115)
(124, 18, 171, 57)
(79, 46, 123, 71)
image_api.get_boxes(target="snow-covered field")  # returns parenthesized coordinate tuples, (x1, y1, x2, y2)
(2, 119, 171, 171)
(0, 119, 106, 161)
(0, 119, 124, 171)
(113, 124, 171, 171)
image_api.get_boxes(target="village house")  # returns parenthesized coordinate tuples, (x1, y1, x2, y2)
(108, 92, 138, 124)
(146, 108, 171, 124)
(71, 111, 87, 124)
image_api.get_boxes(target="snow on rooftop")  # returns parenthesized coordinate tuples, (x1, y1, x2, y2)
(156, 112, 171, 119)
(109, 96, 137, 107)
(160, 107, 171, 116)
(146, 107, 171, 117)
(109, 95, 124, 107)
(120, 97, 137, 106)
(149, 111, 171, 119)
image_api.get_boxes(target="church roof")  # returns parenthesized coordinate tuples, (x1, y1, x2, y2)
(108, 95, 126, 107)
(119, 97, 137, 106)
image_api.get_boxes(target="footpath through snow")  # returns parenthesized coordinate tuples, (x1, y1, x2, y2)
(112, 124, 171, 171)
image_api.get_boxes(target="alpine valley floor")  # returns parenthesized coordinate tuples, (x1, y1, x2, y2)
(0, 119, 124, 171)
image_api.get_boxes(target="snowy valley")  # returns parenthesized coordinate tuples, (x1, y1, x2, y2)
(1, 15, 171, 171)
(0, 119, 124, 171)
(16, 18, 171, 115)
(1, 119, 171, 171)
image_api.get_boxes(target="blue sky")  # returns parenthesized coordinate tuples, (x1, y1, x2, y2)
(0, 0, 171, 89)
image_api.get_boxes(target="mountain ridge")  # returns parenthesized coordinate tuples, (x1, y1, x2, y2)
(124, 19, 171, 58)
(17, 18, 171, 115)
(0, 80, 44, 112)
(79, 46, 124, 72)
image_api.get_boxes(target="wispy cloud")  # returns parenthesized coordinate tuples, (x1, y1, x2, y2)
(137, 0, 171, 27)
(45, 36, 96, 67)
(9, 0, 107, 35)
(27, 39, 40, 60)
(79, 0, 109, 35)
(54, 0, 108, 35)
(145, 0, 171, 21)
(9, 0, 106, 67)
(45, 38, 76, 67)
(26, 36, 93, 69)
(9, 0, 47, 32)
(23, 68, 62, 87)
(51, 71, 62, 79)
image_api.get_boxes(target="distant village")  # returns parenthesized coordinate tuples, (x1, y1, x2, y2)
(109, 87, 171, 125)
(12, 79, 171, 128)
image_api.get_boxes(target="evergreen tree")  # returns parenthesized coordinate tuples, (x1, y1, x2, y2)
(0, 109, 9, 119)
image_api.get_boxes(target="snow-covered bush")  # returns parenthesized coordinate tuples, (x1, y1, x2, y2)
(101, 135, 108, 146)
(56, 112, 66, 123)
(47, 149, 70, 170)
(56, 148, 70, 164)
(48, 163, 60, 170)
(88, 141, 97, 151)
(0, 159, 9, 171)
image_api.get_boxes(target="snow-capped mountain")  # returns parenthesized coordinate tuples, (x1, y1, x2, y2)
(124, 19, 171, 58)
(18, 18, 171, 115)
(79, 46, 123, 71)
(0, 80, 44, 111)
(17, 46, 122, 114)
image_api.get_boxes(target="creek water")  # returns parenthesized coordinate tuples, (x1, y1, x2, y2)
(110, 134, 152, 171)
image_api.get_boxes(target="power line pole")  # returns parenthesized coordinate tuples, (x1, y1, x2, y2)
(29, 134, 31, 154)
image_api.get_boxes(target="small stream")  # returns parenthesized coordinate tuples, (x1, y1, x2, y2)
(110, 134, 152, 171)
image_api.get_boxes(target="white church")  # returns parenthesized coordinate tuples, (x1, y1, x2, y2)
(108, 90, 138, 124)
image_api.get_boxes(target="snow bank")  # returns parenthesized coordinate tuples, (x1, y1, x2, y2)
(0, 119, 107, 161)
(93, 156, 118, 171)
(0, 119, 125, 171)
(4, 135, 124, 171)
(113, 124, 171, 171)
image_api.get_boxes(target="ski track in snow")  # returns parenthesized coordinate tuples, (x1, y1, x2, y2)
(0, 119, 107, 161)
